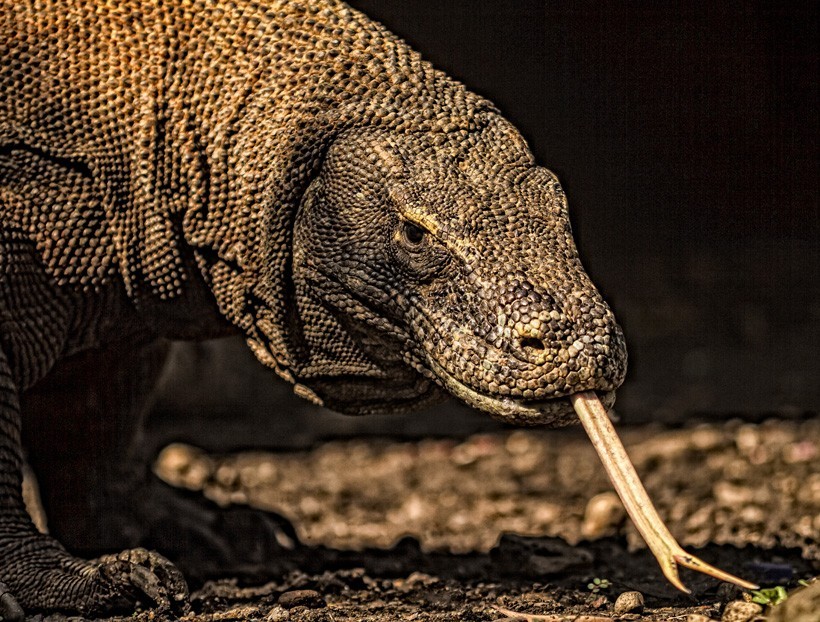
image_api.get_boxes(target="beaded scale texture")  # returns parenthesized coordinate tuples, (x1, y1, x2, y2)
(0, 0, 626, 616)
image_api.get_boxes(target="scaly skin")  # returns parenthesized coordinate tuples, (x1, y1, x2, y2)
(0, 0, 627, 616)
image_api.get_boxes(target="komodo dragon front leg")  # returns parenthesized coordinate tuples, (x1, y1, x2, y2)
(21, 341, 300, 583)
(0, 233, 187, 621)
(0, 344, 189, 619)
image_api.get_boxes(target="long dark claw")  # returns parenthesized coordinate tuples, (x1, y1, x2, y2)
(570, 391, 759, 593)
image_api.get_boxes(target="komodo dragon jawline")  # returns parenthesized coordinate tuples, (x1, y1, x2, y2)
(0, 0, 747, 618)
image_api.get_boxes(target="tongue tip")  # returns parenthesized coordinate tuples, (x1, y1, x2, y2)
(672, 553, 760, 592)
(572, 391, 759, 595)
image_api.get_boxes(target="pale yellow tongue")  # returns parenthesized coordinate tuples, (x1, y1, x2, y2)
(570, 391, 759, 593)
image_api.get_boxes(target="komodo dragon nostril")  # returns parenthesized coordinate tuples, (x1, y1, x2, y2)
(519, 336, 546, 352)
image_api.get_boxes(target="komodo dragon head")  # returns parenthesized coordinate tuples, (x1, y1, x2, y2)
(289, 114, 627, 424)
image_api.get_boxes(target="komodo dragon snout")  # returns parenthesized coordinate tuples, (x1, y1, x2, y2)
(291, 117, 627, 424)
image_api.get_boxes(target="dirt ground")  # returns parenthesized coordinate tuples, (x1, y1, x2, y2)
(141, 421, 820, 622)
(156, 418, 819, 556)
(37, 418, 820, 621)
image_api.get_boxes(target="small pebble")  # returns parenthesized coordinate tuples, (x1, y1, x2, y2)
(613, 590, 644, 614)
(519, 592, 557, 605)
(406, 571, 437, 587)
(686, 615, 717, 622)
(21, 464, 48, 534)
(265, 605, 290, 621)
(214, 464, 239, 488)
(278, 589, 326, 609)
(721, 600, 763, 622)
(581, 492, 625, 538)
(154, 443, 213, 490)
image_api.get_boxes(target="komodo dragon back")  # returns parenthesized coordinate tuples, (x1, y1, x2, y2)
(0, 0, 627, 617)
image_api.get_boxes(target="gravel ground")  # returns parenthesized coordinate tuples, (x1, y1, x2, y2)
(33, 418, 820, 621)
(145, 418, 819, 621)
(156, 419, 819, 558)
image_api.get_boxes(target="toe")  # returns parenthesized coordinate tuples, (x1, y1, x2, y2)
(0, 583, 24, 622)
(96, 548, 189, 614)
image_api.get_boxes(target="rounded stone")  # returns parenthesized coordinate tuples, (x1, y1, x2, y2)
(613, 590, 644, 614)
(580, 491, 626, 538)
(766, 580, 820, 622)
(278, 589, 326, 610)
(721, 600, 763, 622)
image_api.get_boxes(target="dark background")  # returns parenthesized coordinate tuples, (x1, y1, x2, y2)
(152, 0, 818, 448)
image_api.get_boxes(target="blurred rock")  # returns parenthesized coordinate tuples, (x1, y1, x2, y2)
(766, 580, 820, 622)
(22, 463, 48, 534)
(720, 600, 762, 622)
(264, 606, 290, 621)
(581, 492, 625, 539)
(613, 590, 644, 614)
(154, 443, 213, 490)
(277, 589, 326, 609)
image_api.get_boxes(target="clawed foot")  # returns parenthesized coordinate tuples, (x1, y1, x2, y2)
(89, 547, 189, 614)
(0, 542, 188, 619)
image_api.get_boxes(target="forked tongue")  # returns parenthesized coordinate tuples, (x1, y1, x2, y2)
(570, 391, 758, 593)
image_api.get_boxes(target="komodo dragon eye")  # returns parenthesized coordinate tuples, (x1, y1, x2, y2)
(400, 220, 426, 247)
(390, 217, 448, 279)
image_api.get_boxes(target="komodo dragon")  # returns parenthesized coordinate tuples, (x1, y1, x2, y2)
(1, 0, 637, 617)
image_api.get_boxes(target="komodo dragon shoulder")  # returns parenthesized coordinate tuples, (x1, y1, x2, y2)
(0, 0, 626, 617)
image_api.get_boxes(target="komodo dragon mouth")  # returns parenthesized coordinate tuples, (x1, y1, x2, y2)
(428, 358, 758, 593)
(426, 355, 615, 426)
